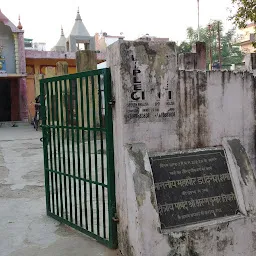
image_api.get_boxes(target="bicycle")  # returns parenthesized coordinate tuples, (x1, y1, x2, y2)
(33, 109, 40, 131)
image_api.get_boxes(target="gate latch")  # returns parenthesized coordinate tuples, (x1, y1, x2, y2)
(108, 98, 116, 106)
(112, 213, 119, 223)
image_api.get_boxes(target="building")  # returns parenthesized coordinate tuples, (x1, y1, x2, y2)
(24, 38, 33, 49)
(238, 23, 256, 53)
(52, 9, 95, 53)
(0, 9, 107, 123)
(0, 9, 27, 122)
(51, 27, 66, 52)
(25, 38, 46, 51)
(95, 32, 125, 69)
(95, 32, 124, 52)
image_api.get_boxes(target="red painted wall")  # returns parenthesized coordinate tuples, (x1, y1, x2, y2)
(11, 79, 20, 121)
(26, 76, 36, 122)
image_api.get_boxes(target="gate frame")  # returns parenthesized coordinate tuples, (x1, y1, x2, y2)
(40, 68, 118, 249)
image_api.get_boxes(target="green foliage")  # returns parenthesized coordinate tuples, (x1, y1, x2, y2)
(177, 41, 192, 54)
(231, 0, 256, 48)
(231, 0, 256, 28)
(177, 20, 244, 67)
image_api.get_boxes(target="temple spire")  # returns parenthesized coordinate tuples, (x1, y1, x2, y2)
(61, 25, 64, 36)
(76, 7, 82, 20)
(51, 26, 66, 51)
(69, 9, 90, 37)
(17, 15, 23, 30)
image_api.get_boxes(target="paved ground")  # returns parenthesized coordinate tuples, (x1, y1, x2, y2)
(0, 126, 121, 256)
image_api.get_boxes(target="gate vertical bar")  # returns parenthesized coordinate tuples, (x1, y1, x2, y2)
(55, 81, 64, 218)
(98, 74, 106, 238)
(64, 79, 73, 222)
(91, 75, 100, 236)
(85, 75, 94, 233)
(45, 82, 55, 214)
(79, 77, 88, 230)
(40, 81, 50, 214)
(104, 68, 117, 248)
(50, 81, 59, 216)
(69, 79, 78, 225)
(59, 79, 68, 220)
(74, 78, 83, 227)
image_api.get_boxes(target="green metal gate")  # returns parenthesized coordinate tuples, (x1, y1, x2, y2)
(40, 68, 117, 248)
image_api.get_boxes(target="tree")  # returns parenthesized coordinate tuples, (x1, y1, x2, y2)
(177, 20, 244, 68)
(231, 0, 256, 28)
(230, 0, 256, 47)
(177, 41, 192, 54)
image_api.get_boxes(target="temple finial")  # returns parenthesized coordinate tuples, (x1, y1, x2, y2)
(61, 25, 64, 36)
(17, 15, 23, 30)
(75, 7, 82, 20)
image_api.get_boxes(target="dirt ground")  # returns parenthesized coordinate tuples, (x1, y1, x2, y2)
(0, 126, 121, 256)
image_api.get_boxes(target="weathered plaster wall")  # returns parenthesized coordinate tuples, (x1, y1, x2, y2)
(177, 70, 255, 171)
(76, 50, 97, 71)
(25, 50, 76, 60)
(123, 143, 171, 256)
(207, 71, 255, 170)
(107, 41, 178, 255)
(124, 142, 256, 256)
(107, 40, 256, 256)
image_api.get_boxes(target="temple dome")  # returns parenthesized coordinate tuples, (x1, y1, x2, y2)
(56, 27, 66, 47)
(69, 8, 90, 37)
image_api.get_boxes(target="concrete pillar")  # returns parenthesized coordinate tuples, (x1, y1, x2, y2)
(56, 61, 68, 75)
(17, 31, 28, 121)
(13, 33, 19, 74)
(56, 61, 69, 128)
(192, 42, 206, 70)
(76, 50, 97, 72)
(17, 32, 26, 74)
(244, 53, 256, 71)
(76, 50, 99, 127)
(45, 67, 56, 78)
(107, 41, 178, 256)
(178, 52, 197, 70)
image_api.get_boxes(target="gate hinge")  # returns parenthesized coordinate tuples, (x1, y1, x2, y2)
(108, 98, 116, 106)
(112, 213, 119, 223)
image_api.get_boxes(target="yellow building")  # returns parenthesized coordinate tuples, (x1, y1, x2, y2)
(238, 23, 256, 53)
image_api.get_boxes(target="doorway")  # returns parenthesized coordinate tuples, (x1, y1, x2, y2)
(0, 79, 11, 121)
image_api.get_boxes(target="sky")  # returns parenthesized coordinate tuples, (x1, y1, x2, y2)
(1, 0, 234, 50)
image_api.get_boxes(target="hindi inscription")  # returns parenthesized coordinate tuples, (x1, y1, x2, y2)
(150, 149, 239, 229)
